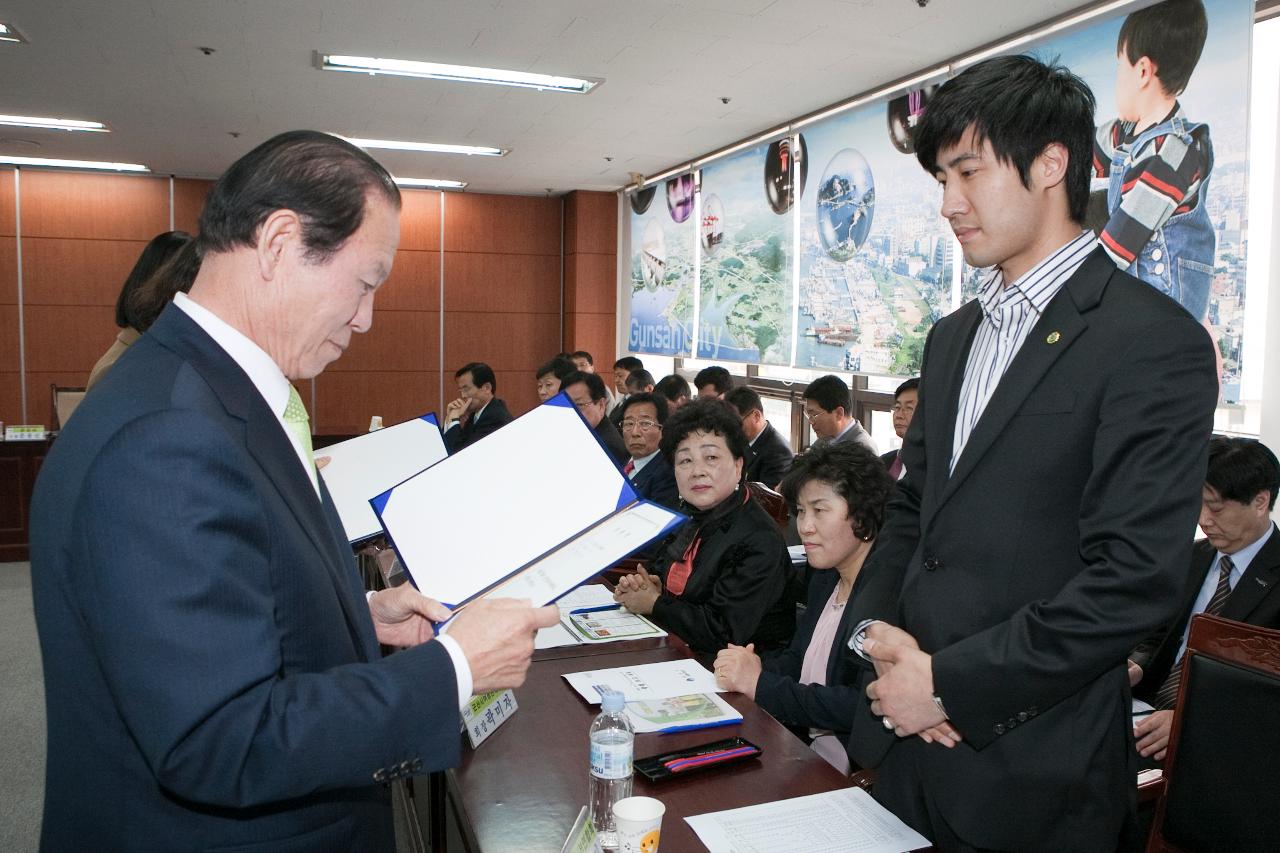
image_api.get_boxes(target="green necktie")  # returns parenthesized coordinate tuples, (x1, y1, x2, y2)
(284, 385, 315, 468)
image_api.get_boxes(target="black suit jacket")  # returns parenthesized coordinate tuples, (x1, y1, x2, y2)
(851, 249, 1218, 851)
(443, 397, 513, 454)
(29, 306, 461, 852)
(746, 421, 794, 488)
(594, 416, 629, 467)
(1135, 528, 1280, 701)
(630, 454, 681, 511)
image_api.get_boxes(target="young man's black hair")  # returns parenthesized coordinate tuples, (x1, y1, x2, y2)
(693, 365, 734, 395)
(724, 386, 765, 417)
(802, 374, 851, 415)
(1206, 436, 1280, 511)
(613, 356, 644, 373)
(1117, 0, 1208, 97)
(894, 377, 920, 398)
(912, 54, 1096, 224)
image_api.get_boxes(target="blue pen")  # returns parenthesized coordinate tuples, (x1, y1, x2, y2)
(570, 604, 622, 615)
(657, 718, 740, 735)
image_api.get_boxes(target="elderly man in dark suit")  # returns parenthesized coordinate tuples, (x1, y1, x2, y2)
(619, 391, 680, 511)
(848, 57, 1218, 852)
(725, 386, 794, 489)
(29, 131, 556, 853)
(443, 361, 513, 453)
(1130, 436, 1280, 762)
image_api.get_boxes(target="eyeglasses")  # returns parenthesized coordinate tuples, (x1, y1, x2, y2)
(620, 419, 660, 431)
(803, 409, 827, 421)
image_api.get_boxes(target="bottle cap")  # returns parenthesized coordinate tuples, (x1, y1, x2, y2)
(601, 691, 625, 712)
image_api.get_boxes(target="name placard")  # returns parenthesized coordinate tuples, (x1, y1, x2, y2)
(462, 689, 518, 748)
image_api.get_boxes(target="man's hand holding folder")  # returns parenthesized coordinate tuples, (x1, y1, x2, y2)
(449, 599, 560, 692)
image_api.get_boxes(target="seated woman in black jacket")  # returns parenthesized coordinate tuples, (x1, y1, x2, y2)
(713, 441, 894, 773)
(613, 399, 794, 657)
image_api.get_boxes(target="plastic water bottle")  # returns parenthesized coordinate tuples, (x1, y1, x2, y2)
(588, 691, 634, 848)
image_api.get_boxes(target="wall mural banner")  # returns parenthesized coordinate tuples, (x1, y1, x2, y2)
(626, 176, 696, 357)
(696, 140, 795, 365)
(990, 0, 1254, 399)
(794, 78, 954, 376)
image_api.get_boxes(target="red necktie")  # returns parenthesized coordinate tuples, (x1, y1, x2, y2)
(623, 459, 635, 475)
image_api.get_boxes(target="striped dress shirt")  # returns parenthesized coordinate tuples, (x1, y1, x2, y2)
(950, 232, 1097, 473)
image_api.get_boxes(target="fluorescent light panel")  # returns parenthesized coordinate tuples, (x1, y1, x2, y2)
(319, 53, 601, 94)
(393, 176, 467, 189)
(0, 114, 109, 132)
(342, 136, 506, 156)
(0, 155, 148, 172)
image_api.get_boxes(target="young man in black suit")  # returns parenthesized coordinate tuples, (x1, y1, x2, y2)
(443, 361, 513, 454)
(725, 386, 794, 489)
(1130, 436, 1280, 761)
(851, 55, 1218, 852)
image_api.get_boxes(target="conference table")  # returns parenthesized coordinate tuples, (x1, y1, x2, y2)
(436, 626, 857, 852)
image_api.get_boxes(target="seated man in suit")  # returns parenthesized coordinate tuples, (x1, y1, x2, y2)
(879, 377, 919, 480)
(1130, 436, 1280, 761)
(443, 361, 513, 453)
(803, 374, 877, 453)
(725, 386, 794, 489)
(571, 349, 619, 413)
(610, 368, 656, 429)
(612, 355, 644, 400)
(535, 355, 576, 403)
(694, 364, 734, 399)
(655, 373, 692, 413)
(562, 369, 629, 467)
(28, 130, 557, 852)
(619, 392, 680, 511)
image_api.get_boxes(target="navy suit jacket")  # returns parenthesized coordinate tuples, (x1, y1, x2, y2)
(851, 249, 1218, 850)
(629, 454, 680, 511)
(30, 306, 461, 852)
(745, 421, 794, 488)
(443, 397, 513, 454)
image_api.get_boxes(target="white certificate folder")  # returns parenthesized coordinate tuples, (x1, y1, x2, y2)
(371, 393, 687, 610)
(317, 413, 448, 543)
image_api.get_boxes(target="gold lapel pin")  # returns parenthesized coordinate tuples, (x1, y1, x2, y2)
(1046, 331, 1061, 344)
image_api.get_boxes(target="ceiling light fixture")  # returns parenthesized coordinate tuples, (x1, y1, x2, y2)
(0, 114, 109, 132)
(340, 136, 506, 156)
(317, 53, 601, 94)
(0, 22, 28, 44)
(0, 155, 148, 172)
(392, 176, 467, 189)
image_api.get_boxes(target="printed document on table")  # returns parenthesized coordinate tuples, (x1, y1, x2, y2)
(686, 788, 930, 853)
(372, 393, 686, 610)
(625, 692, 741, 733)
(536, 584, 668, 649)
(563, 659, 721, 704)
(316, 414, 447, 543)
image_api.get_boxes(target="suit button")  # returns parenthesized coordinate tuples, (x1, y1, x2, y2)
(1028, 707, 1038, 717)
(373, 768, 388, 783)
(923, 557, 942, 571)
(1007, 719, 1018, 729)
(411, 758, 424, 772)
(994, 723, 1006, 735)
(1017, 711, 1029, 723)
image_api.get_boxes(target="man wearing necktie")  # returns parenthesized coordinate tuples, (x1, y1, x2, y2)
(29, 131, 557, 852)
(1130, 436, 1280, 761)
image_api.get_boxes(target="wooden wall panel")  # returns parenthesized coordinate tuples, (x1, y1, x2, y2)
(0, 237, 16, 304)
(490, 370, 539, 417)
(443, 193, 560, 256)
(444, 313, 559, 372)
(565, 191, 617, 255)
(564, 314, 617, 369)
(20, 171, 169, 240)
(26, 372, 92, 424)
(564, 252, 617, 316)
(0, 169, 14, 235)
(21, 237, 147, 306)
(314, 371, 440, 435)
(443, 252, 559, 313)
(0, 305, 19, 370)
(173, 179, 214, 234)
(0, 372, 21, 426)
(399, 190, 442, 252)
(23, 304, 117, 373)
(325, 311, 439, 373)
(380, 250, 440, 312)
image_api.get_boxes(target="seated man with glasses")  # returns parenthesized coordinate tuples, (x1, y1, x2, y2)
(561, 370, 629, 467)
(619, 392, 680, 511)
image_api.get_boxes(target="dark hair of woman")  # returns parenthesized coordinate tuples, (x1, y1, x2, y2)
(658, 398, 749, 463)
(115, 231, 192, 329)
(124, 240, 203, 332)
(779, 440, 894, 541)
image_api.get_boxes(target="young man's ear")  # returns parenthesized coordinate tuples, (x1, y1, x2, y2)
(1037, 142, 1070, 191)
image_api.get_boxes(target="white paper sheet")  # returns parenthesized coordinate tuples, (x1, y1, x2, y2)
(535, 583, 667, 649)
(685, 788, 930, 853)
(316, 415, 447, 542)
(563, 659, 721, 704)
(624, 692, 742, 733)
(479, 501, 680, 607)
(376, 399, 665, 606)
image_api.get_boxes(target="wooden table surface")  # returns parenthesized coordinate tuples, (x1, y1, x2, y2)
(446, 637, 852, 853)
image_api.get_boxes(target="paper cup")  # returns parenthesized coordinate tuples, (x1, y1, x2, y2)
(613, 796, 665, 853)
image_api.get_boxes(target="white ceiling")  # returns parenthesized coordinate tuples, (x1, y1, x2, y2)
(0, 0, 1085, 195)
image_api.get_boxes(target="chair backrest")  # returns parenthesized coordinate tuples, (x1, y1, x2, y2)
(1147, 613, 1280, 852)
(51, 385, 87, 432)
(747, 481, 788, 531)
